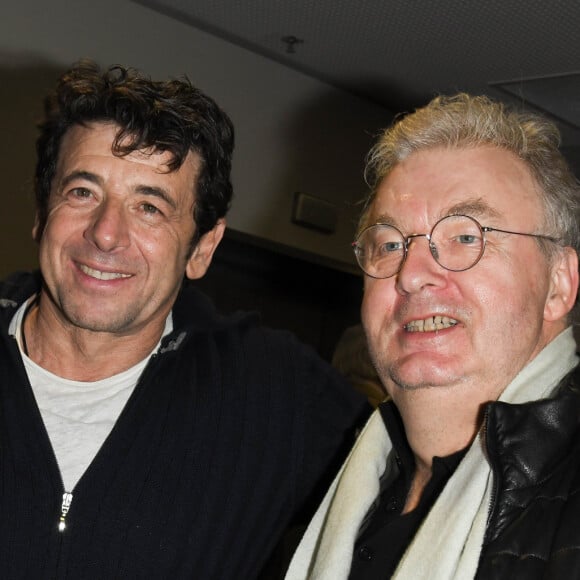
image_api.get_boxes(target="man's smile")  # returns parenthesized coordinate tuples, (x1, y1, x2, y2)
(78, 263, 132, 281)
(404, 316, 459, 332)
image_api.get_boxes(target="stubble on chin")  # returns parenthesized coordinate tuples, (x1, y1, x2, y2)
(370, 347, 451, 393)
(55, 292, 139, 335)
(377, 359, 428, 392)
(367, 346, 418, 394)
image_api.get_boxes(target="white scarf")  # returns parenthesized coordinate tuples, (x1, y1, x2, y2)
(285, 328, 579, 580)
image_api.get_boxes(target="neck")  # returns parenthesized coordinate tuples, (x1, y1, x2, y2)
(398, 388, 483, 460)
(388, 383, 485, 514)
(23, 294, 167, 381)
(393, 387, 484, 513)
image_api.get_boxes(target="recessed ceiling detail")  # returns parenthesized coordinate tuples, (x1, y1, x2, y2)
(134, 0, 580, 144)
(493, 73, 580, 129)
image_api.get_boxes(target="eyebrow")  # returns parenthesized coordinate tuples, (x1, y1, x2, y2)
(61, 170, 102, 189)
(134, 185, 177, 211)
(60, 171, 178, 211)
(372, 196, 502, 229)
(441, 197, 501, 221)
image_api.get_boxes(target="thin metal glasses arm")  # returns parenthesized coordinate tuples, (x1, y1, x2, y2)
(481, 226, 560, 243)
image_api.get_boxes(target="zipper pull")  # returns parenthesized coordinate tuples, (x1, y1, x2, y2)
(58, 491, 74, 532)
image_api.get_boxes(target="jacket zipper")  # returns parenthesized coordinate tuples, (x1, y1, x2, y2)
(53, 354, 163, 534)
(482, 408, 499, 539)
(59, 491, 74, 532)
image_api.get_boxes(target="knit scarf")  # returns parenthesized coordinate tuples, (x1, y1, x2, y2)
(285, 328, 579, 580)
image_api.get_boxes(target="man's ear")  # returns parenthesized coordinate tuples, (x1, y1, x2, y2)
(185, 219, 226, 280)
(544, 247, 579, 322)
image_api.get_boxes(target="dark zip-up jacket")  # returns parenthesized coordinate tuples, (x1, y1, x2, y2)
(0, 271, 367, 579)
(477, 364, 580, 578)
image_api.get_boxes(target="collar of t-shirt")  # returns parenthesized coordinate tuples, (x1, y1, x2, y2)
(8, 294, 174, 492)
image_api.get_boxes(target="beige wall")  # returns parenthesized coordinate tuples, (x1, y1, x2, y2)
(0, 65, 62, 277)
(0, 0, 393, 279)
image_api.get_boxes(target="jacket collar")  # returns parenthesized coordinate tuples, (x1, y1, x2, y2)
(485, 362, 580, 485)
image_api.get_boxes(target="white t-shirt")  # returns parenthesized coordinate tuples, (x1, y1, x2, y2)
(9, 297, 171, 492)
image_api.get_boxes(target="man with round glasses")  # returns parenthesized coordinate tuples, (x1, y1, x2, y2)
(286, 94, 580, 579)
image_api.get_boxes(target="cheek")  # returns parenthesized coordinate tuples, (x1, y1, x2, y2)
(467, 265, 550, 348)
(135, 227, 189, 269)
(44, 205, 88, 238)
(39, 216, 76, 257)
(477, 260, 549, 311)
(361, 280, 397, 336)
(137, 235, 162, 258)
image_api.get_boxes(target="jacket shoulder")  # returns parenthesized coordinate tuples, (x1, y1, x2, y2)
(0, 271, 40, 313)
(479, 364, 580, 577)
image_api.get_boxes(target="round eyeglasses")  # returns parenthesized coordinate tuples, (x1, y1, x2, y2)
(352, 214, 559, 279)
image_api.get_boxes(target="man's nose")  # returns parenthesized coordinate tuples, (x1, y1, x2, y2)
(395, 235, 446, 294)
(84, 199, 130, 252)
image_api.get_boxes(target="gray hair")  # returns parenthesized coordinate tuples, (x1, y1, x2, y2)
(362, 94, 580, 260)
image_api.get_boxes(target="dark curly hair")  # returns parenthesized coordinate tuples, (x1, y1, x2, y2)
(34, 59, 234, 248)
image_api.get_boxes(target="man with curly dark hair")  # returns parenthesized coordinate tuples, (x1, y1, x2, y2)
(0, 60, 367, 579)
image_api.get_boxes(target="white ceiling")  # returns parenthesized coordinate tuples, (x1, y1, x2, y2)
(135, 0, 580, 146)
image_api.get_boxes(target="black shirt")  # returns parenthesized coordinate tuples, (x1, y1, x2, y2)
(348, 401, 467, 579)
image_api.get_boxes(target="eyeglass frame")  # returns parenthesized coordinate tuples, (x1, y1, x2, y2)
(352, 214, 560, 279)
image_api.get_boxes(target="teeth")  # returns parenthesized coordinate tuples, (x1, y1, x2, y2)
(80, 264, 131, 281)
(405, 316, 458, 332)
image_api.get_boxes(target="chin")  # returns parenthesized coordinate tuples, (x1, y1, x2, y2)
(66, 310, 135, 334)
(386, 358, 466, 392)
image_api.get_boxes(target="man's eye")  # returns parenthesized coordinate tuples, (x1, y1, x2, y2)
(70, 188, 92, 199)
(142, 203, 161, 215)
(457, 234, 479, 244)
(378, 241, 403, 253)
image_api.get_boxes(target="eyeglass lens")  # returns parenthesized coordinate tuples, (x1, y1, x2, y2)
(355, 215, 486, 278)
